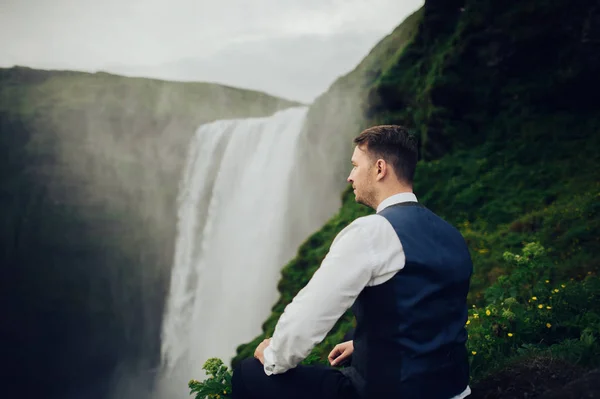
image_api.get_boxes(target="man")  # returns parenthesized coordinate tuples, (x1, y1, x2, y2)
(232, 125, 473, 399)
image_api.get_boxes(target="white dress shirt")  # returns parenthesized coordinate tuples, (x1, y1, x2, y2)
(262, 192, 471, 398)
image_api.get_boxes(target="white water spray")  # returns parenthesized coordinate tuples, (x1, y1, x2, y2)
(157, 106, 319, 395)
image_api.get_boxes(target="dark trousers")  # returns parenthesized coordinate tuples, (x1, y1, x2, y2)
(232, 358, 359, 399)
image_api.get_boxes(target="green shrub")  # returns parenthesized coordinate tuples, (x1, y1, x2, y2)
(466, 242, 600, 381)
(188, 358, 233, 399)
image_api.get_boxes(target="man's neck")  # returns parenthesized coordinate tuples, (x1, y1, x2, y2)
(376, 184, 413, 204)
(375, 190, 416, 213)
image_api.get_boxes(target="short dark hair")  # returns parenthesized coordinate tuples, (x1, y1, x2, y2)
(353, 125, 418, 185)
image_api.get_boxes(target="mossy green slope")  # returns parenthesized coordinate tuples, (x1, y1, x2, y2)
(232, 0, 600, 382)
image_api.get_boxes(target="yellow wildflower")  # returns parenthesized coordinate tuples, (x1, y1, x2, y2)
(546, 323, 552, 328)
(531, 296, 537, 300)
(472, 351, 477, 355)
(545, 280, 550, 283)
(547, 306, 552, 309)
(561, 284, 566, 288)
(466, 320, 471, 325)
(553, 289, 560, 293)
(473, 313, 479, 319)
(486, 309, 491, 316)
(508, 333, 513, 337)
(538, 304, 543, 309)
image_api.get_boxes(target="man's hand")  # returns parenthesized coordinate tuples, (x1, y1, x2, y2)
(254, 338, 271, 365)
(328, 340, 353, 366)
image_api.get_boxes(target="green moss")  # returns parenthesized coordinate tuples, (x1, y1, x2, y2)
(231, 0, 600, 384)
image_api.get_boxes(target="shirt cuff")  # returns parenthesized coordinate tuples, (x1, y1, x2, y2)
(262, 345, 277, 376)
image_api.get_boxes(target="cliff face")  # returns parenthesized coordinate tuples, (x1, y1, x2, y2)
(295, 8, 423, 199)
(0, 67, 298, 399)
(232, 0, 600, 392)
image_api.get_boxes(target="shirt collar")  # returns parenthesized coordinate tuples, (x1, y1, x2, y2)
(376, 192, 418, 213)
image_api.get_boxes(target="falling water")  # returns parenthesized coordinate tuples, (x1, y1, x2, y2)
(156, 106, 315, 396)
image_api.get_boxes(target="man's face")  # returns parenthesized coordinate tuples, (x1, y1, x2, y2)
(347, 145, 377, 208)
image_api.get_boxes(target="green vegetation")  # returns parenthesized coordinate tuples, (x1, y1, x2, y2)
(2, 0, 598, 395)
(189, 358, 233, 399)
(467, 243, 599, 380)
(224, 0, 600, 395)
(188, 242, 599, 397)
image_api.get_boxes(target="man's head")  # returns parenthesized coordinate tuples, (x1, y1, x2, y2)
(347, 125, 418, 209)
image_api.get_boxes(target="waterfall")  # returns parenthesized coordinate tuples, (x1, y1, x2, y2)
(156, 105, 318, 396)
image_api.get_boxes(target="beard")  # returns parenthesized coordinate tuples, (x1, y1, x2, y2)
(354, 185, 377, 209)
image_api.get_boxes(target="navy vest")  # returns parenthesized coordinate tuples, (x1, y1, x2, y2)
(348, 202, 472, 398)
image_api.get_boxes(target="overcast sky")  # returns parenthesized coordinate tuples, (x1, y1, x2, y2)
(1, 0, 423, 102)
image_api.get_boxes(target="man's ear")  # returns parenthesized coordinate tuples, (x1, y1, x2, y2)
(376, 159, 387, 180)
